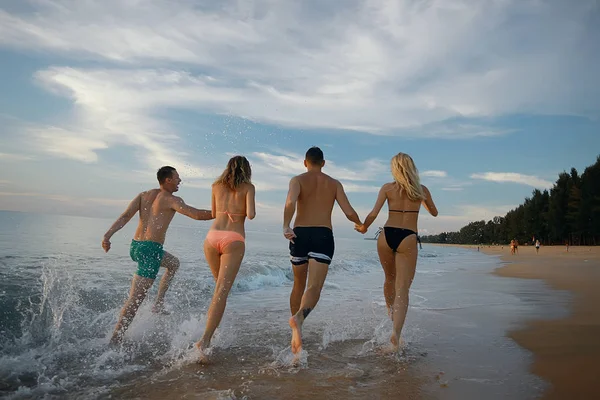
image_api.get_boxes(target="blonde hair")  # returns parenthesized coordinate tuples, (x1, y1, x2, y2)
(214, 156, 252, 190)
(390, 153, 426, 201)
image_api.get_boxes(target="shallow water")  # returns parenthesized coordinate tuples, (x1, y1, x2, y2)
(0, 211, 570, 399)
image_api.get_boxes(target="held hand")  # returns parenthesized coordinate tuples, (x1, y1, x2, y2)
(354, 224, 368, 234)
(102, 237, 111, 252)
(283, 227, 296, 244)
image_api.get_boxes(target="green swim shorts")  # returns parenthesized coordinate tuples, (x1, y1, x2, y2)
(130, 240, 164, 279)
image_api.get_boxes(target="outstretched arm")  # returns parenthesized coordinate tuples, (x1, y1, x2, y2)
(421, 185, 438, 217)
(283, 177, 300, 242)
(359, 185, 387, 232)
(171, 196, 213, 220)
(246, 184, 256, 220)
(335, 180, 362, 225)
(102, 193, 141, 252)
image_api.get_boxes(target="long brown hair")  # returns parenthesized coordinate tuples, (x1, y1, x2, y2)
(214, 156, 252, 190)
(390, 152, 426, 201)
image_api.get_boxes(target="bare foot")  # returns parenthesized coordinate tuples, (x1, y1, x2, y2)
(194, 340, 211, 364)
(289, 315, 303, 355)
(109, 332, 123, 347)
(390, 334, 405, 352)
(152, 305, 171, 315)
(376, 335, 405, 355)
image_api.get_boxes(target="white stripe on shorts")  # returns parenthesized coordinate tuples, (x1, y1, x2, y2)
(307, 252, 331, 262)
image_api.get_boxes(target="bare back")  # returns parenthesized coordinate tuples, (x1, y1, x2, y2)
(383, 183, 434, 232)
(294, 171, 338, 229)
(133, 189, 177, 244)
(211, 182, 254, 235)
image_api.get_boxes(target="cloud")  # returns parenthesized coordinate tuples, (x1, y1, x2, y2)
(421, 170, 447, 178)
(341, 183, 381, 193)
(244, 149, 387, 192)
(27, 126, 108, 163)
(470, 172, 553, 189)
(251, 150, 386, 181)
(0, 0, 597, 137)
(0, 152, 34, 161)
(21, 67, 223, 179)
(419, 204, 517, 234)
(440, 186, 464, 191)
(0, 191, 130, 206)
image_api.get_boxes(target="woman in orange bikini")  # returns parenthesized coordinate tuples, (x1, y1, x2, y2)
(356, 152, 438, 352)
(195, 155, 256, 361)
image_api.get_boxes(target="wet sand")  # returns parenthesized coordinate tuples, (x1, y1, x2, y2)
(480, 245, 600, 400)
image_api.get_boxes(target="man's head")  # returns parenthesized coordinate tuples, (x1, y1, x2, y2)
(157, 166, 181, 193)
(304, 146, 325, 168)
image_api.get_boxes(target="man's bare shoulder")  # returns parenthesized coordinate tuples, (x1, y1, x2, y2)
(138, 188, 160, 201)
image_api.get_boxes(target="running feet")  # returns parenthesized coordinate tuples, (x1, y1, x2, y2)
(194, 340, 211, 364)
(289, 315, 303, 355)
(390, 333, 405, 352)
(152, 304, 171, 315)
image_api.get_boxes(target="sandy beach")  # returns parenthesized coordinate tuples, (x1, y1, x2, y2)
(478, 244, 600, 400)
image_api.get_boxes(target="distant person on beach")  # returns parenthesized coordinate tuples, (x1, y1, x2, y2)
(102, 166, 213, 345)
(514, 239, 519, 254)
(535, 240, 541, 254)
(194, 156, 256, 362)
(355, 152, 438, 353)
(510, 239, 516, 255)
(283, 146, 362, 356)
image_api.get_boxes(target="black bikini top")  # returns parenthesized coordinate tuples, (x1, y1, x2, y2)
(389, 209, 419, 213)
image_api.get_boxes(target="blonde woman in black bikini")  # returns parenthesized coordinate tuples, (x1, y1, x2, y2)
(356, 153, 438, 352)
(195, 156, 256, 362)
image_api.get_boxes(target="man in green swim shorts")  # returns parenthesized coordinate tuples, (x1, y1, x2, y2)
(102, 166, 213, 345)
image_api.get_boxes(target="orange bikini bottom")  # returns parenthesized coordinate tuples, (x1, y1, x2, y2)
(206, 230, 245, 254)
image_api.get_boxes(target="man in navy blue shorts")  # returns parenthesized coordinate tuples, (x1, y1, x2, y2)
(282, 147, 362, 355)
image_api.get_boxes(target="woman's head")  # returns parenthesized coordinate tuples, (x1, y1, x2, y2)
(215, 155, 252, 190)
(390, 152, 426, 201)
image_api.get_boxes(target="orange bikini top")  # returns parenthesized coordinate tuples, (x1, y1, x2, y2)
(217, 210, 245, 222)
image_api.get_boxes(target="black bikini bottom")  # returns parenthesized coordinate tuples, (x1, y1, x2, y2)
(384, 227, 421, 252)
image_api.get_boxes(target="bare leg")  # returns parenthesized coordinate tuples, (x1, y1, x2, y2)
(289, 260, 329, 354)
(204, 239, 221, 281)
(377, 232, 396, 319)
(195, 241, 244, 360)
(153, 251, 180, 314)
(390, 235, 418, 352)
(290, 263, 308, 315)
(111, 275, 154, 345)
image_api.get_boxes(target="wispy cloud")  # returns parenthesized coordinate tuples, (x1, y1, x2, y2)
(0, 0, 597, 138)
(251, 150, 385, 181)
(470, 172, 553, 189)
(0, 152, 34, 161)
(419, 204, 517, 234)
(23, 67, 223, 179)
(421, 170, 447, 178)
(440, 186, 464, 191)
(27, 126, 108, 163)
(0, 191, 130, 206)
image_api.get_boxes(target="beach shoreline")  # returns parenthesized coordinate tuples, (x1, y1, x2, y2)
(430, 243, 600, 400)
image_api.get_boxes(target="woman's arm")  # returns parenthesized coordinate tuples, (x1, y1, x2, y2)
(360, 185, 388, 231)
(246, 184, 256, 220)
(421, 185, 438, 217)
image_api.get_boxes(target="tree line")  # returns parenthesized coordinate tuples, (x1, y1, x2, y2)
(421, 155, 600, 246)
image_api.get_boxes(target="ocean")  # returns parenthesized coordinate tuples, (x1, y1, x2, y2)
(0, 210, 569, 399)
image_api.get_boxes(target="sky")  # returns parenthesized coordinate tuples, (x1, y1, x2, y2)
(0, 0, 599, 238)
